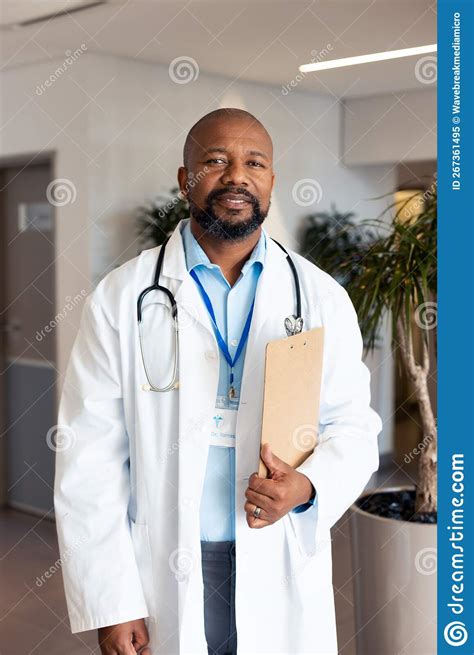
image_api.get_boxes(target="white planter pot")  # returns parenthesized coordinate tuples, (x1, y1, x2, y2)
(350, 487, 437, 655)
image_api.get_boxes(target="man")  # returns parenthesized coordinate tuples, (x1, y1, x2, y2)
(54, 108, 382, 655)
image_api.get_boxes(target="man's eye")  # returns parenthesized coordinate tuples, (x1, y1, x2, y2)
(205, 158, 264, 167)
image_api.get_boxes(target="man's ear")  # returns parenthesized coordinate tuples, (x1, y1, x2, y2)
(177, 166, 188, 196)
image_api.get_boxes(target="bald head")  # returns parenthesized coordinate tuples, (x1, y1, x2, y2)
(183, 108, 273, 169)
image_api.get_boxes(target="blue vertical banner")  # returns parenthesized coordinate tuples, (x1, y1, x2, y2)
(438, 0, 474, 653)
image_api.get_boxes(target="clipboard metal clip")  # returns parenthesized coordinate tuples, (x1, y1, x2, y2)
(284, 315, 304, 337)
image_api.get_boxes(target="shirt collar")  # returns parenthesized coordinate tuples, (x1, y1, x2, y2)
(180, 217, 267, 275)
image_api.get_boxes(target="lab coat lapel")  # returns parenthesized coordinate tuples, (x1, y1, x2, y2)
(246, 231, 291, 343)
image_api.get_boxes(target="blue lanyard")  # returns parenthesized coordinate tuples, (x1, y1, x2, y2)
(190, 268, 255, 397)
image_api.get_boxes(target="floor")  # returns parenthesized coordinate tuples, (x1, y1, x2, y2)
(0, 461, 417, 655)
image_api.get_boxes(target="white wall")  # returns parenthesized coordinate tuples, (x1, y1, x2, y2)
(343, 88, 436, 166)
(0, 56, 92, 399)
(1, 52, 397, 453)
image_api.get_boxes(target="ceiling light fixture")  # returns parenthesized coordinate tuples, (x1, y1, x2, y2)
(299, 44, 437, 73)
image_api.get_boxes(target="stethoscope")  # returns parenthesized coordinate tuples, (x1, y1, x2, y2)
(137, 234, 304, 392)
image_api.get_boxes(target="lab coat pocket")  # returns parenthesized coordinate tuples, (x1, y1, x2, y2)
(130, 518, 157, 623)
(284, 512, 333, 608)
(286, 504, 320, 559)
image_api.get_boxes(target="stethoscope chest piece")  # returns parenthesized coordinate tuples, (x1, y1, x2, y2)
(284, 315, 304, 337)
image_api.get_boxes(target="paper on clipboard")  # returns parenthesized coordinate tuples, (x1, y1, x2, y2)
(258, 327, 324, 478)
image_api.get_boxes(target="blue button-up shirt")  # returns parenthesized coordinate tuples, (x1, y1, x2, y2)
(180, 218, 314, 542)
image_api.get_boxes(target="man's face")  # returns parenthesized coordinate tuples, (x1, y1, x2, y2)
(178, 119, 275, 241)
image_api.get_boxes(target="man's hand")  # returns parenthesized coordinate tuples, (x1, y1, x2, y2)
(244, 442, 315, 528)
(98, 618, 151, 654)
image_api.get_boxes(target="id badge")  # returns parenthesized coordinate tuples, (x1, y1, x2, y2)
(209, 407, 237, 447)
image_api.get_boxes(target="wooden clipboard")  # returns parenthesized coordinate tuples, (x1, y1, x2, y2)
(258, 327, 324, 478)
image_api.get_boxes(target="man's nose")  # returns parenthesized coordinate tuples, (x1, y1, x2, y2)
(220, 160, 250, 187)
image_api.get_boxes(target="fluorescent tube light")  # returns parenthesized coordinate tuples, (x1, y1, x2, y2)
(299, 44, 437, 73)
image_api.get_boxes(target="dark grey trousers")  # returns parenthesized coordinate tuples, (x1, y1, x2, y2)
(201, 540, 237, 655)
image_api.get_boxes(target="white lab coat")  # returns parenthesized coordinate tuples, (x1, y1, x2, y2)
(54, 217, 382, 654)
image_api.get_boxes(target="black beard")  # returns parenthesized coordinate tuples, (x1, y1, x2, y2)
(188, 188, 270, 241)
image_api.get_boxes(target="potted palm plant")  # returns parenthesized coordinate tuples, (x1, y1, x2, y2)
(136, 186, 188, 249)
(301, 185, 437, 655)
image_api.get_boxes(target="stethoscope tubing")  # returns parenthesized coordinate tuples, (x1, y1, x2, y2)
(138, 234, 301, 322)
(137, 232, 303, 392)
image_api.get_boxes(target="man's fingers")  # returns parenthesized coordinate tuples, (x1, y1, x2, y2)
(244, 500, 278, 528)
(247, 473, 278, 499)
(132, 622, 150, 652)
(245, 487, 273, 511)
(124, 641, 140, 655)
(98, 619, 149, 655)
(245, 509, 271, 529)
(101, 640, 137, 655)
(113, 637, 146, 654)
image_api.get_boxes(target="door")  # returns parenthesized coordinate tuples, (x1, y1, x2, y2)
(0, 160, 56, 516)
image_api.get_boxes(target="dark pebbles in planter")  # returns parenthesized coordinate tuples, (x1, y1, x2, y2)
(356, 489, 437, 524)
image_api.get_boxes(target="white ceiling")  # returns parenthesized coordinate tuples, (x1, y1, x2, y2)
(0, 0, 437, 98)
(0, 1, 103, 26)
